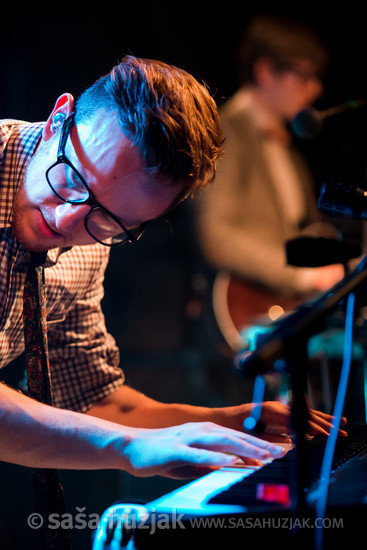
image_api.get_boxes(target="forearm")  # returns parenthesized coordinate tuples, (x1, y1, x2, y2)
(87, 385, 252, 430)
(86, 385, 346, 442)
(0, 382, 134, 471)
(0, 384, 290, 479)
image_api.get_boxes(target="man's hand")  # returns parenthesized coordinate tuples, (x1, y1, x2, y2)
(121, 421, 286, 479)
(240, 401, 348, 442)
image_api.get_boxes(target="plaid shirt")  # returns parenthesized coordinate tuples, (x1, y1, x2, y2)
(0, 119, 124, 412)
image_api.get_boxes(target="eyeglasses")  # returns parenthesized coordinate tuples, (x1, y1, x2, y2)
(285, 62, 323, 83)
(45, 111, 146, 247)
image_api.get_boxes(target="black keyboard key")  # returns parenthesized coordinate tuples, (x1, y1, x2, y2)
(209, 424, 367, 506)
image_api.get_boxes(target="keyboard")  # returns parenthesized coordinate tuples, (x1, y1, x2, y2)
(209, 423, 367, 508)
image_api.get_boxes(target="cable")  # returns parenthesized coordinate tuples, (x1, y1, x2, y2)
(313, 291, 356, 550)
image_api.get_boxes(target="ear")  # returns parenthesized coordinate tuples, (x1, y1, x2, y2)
(42, 93, 75, 141)
(253, 57, 277, 87)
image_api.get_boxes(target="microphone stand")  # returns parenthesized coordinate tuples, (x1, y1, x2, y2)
(286, 335, 309, 523)
(235, 254, 367, 522)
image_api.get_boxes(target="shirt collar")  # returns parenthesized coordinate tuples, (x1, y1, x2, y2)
(0, 119, 44, 228)
(236, 88, 290, 145)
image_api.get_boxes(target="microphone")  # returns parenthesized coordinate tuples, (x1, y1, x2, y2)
(291, 98, 367, 139)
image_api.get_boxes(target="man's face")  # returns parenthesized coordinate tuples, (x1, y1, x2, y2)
(267, 59, 323, 121)
(12, 109, 183, 252)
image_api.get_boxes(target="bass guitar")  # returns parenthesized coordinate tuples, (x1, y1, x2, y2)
(211, 271, 303, 353)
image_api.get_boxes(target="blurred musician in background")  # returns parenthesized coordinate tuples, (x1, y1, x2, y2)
(196, 15, 346, 354)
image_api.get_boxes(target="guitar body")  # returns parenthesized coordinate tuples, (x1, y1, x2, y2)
(212, 271, 303, 352)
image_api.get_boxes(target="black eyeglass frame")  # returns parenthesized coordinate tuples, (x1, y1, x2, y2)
(45, 111, 145, 247)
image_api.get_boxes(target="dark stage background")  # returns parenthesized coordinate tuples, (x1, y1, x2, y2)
(1, 3, 367, 548)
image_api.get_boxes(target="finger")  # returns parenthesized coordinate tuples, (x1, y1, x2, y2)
(307, 420, 330, 436)
(133, 447, 239, 479)
(241, 457, 264, 467)
(238, 432, 287, 457)
(308, 411, 348, 436)
(260, 404, 348, 435)
(193, 431, 286, 461)
(256, 432, 293, 444)
(307, 419, 348, 437)
(162, 447, 239, 479)
(314, 412, 348, 431)
(310, 408, 347, 425)
(184, 422, 287, 458)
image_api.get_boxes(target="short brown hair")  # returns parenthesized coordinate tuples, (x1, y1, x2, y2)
(236, 15, 329, 85)
(76, 55, 223, 196)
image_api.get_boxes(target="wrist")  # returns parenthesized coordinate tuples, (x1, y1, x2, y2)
(208, 403, 253, 431)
